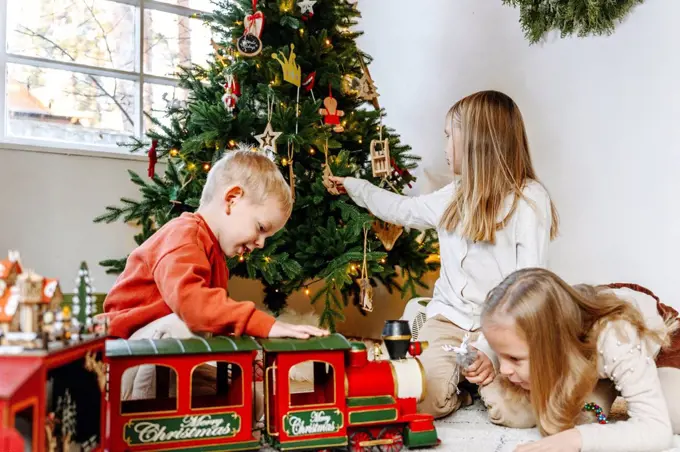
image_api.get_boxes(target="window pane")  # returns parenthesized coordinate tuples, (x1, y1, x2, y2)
(121, 365, 178, 414)
(143, 9, 212, 77)
(143, 83, 190, 132)
(7, 0, 136, 71)
(7, 64, 136, 146)
(151, 0, 216, 12)
(191, 361, 244, 409)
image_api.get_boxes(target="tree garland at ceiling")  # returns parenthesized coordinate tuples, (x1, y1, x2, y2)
(502, 0, 645, 44)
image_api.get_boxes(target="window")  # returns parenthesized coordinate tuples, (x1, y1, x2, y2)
(0, 0, 211, 153)
(191, 361, 244, 409)
(121, 364, 178, 414)
(289, 361, 336, 407)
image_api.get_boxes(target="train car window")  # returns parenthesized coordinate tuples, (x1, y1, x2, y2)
(289, 361, 335, 407)
(190, 361, 244, 409)
(120, 365, 178, 414)
(13, 405, 34, 450)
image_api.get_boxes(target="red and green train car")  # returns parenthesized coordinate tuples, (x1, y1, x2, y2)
(1, 333, 439, 451)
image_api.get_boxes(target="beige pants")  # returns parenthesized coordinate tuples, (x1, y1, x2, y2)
(121, 314, 264, 422)
(416, 315, 535, 426)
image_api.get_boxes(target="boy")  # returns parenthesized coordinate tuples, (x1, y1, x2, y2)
(103, 148, 327, 408)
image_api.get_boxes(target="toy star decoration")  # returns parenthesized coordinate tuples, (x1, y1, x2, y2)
(297, 0, 316, 14)
(254, 122, 283, 154)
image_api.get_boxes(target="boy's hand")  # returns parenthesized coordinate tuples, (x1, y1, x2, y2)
(463, 346, 495, 386)
(269, 321, 329, 339)
(328, 176, 347, 194)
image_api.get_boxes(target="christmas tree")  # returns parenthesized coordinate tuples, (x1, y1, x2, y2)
(95, 0, 439, 330)
(72, 262, 97, 329)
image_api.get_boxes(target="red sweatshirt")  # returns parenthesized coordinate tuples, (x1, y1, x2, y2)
(104, 213, 275, 339)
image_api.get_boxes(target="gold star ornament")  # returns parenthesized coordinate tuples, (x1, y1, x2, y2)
(254, 122, 283, 154)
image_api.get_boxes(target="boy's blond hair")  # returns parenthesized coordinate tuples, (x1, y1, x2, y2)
(200, 146, 293, 216)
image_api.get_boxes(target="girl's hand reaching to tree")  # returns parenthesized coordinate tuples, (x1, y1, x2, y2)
(328, 176, 347, 194)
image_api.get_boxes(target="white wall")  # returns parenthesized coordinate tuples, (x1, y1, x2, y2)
(0, 0, 678, 328)
(358, 0, 680, 309)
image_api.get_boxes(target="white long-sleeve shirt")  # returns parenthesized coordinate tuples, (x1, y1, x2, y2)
(343, 177, 553, 365)
(576, 287, 674, 452)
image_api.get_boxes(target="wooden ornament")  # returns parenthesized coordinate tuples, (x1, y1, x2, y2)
(370, 138, 391, 177)
(254, 122, 282, 154)
(358, 72, 379, 102)
(319, 90, 345, 132)
(373, 220, 403, 251)
(237, 34, 262, 56)
(323, 165, 340, 195)
(358, 278, 373, 312)
(238, 9, 264, 57)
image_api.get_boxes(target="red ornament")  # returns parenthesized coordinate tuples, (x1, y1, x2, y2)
(302, 71, 316, 92)
(222, 74, 241, 113)
(391, 158, 413, 188)
(408, 341, 428, 357)
(147, 139, 158, 178)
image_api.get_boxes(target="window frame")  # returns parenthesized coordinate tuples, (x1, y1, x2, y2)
(0, 0, 209, 157)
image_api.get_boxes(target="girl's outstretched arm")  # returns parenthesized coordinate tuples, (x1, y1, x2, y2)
(330, 176, 454, 230)
(575, 321, 673, 452)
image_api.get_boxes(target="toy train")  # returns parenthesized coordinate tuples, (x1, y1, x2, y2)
(1, 321, 439, 451)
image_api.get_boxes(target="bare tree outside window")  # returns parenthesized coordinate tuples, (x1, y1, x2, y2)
(2, 0, 213, 148)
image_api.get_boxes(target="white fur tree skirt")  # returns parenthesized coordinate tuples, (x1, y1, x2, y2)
(259, 399, 680, 451)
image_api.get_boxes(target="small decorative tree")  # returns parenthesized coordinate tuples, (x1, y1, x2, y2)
(72, 262, 97, 329)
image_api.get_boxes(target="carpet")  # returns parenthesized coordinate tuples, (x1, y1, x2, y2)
(259, 397, 680, 451)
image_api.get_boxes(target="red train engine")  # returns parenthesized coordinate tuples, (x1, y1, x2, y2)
(261, 332, 438, 451)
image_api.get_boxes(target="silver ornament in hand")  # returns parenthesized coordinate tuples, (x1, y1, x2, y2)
(443, 333, 477, 368)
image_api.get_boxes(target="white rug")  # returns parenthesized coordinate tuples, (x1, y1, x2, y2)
(260, 398, 680, 451)
(432, 399, 680, 452)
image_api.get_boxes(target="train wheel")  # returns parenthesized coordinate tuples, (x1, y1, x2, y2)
(377, 427, 404, 452)
(349, 429, 374, 452)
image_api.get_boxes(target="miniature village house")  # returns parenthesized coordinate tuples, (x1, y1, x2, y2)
(0, 252, 63, 337)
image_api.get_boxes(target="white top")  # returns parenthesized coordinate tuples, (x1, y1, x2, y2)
(343, 177, 553, 366)
(577, 288, 674, 452)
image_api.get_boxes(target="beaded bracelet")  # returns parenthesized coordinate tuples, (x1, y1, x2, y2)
(583, 402, 608, 424)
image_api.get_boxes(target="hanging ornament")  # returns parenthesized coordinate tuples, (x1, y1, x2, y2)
(341, 74, 361, 95)
(372, 220, 403, 251)
(358, 55, 381, 109)
(237, 0, 264, 56)
(391, 157, 414, 188)
(319, 87, 345, 132)
(358, 226, 373, 312)
(297, 0, 316, 20)
(321, 139, 340, 195)
(302, 72, 316, 92)
(210, 39, 229, 66)
(272, 44, 301, 87)
(254, 96, 282, 154)
(147, 139, 158, 178)
(222, 74, 241, 113)
(371, 111, 391, 177)
(287, 142, 296, 200)
(370, 139, 390, 177)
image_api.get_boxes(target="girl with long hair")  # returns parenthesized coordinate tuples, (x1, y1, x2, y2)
(330, 90, 559, 420)
(482, 268, 680, 451)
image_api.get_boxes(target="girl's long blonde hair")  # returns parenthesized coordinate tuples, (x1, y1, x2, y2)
(440, 91, 559, 242)
(482, 268, 677, 436)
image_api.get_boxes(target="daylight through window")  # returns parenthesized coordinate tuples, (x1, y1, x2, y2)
(0, 0, 212, 151)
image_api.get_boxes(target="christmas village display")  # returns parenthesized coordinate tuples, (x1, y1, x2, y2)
(0, 252, 106, 452)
